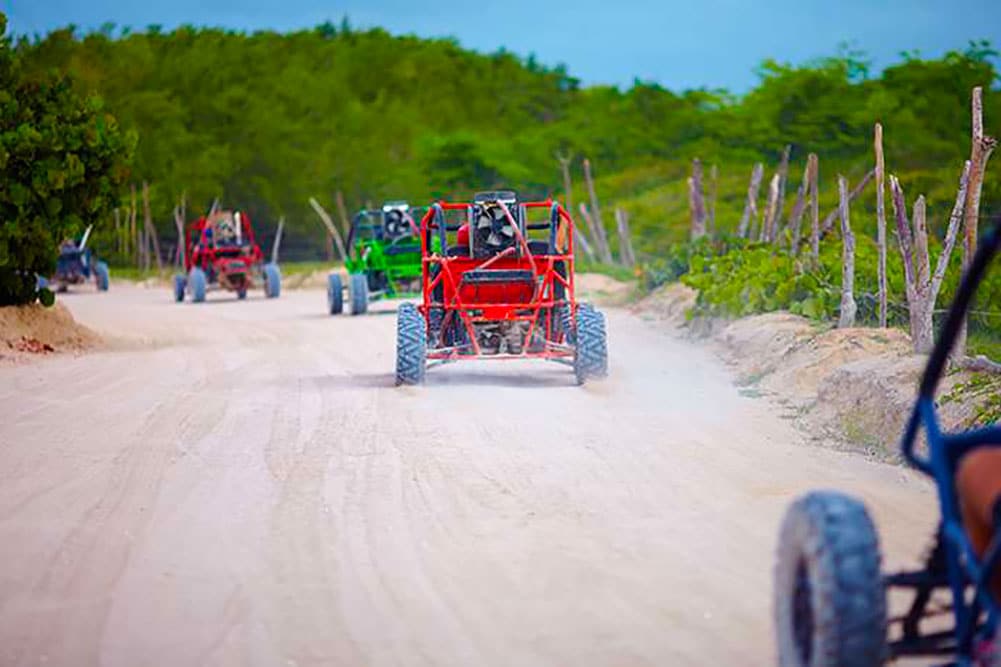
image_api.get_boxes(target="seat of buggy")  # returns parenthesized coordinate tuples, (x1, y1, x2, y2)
(956, 447, 1001, 597)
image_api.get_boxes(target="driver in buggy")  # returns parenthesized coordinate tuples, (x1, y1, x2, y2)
(213, 212, 241, 247)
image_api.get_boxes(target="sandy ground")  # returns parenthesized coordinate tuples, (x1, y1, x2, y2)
(0, 286, 939, 667)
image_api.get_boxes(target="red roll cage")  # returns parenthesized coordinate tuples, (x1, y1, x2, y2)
(418, 198, 577, 362)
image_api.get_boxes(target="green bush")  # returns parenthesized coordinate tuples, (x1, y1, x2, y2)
(682, 245, 837, 319)
(675, 231, 1001, 337)
(642, 233, 748, 290)
(0, 15, 133, 306)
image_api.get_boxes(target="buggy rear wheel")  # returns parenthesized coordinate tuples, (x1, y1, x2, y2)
(263, 263, 282, 298)
(573, 304, 608, 384)
(775, 491, 886, 667)
(327, 273, 344, 315)
(395, 303, 426, 385)
(349, 273, 368, 315)
(188, 267, 207, 303)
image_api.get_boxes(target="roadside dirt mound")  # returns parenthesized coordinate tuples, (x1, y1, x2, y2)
(631, 283, 696, 327)
(0, 302, 103, 363)
(716, 315, 992, 458)
(575, 272, 634, 305)
(633, 283, 994, 459)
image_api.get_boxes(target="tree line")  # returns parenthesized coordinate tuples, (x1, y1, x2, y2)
(12, 20, 999, 263)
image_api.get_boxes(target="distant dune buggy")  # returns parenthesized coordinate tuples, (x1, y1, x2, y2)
(174, 210, 281, 303)
(50, 225, 110, 293)
(328, 201, 427, 316)
(394, 190, 608, 385)
(774, 215, 1001, 667)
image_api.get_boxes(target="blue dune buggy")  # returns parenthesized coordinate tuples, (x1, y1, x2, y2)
(52, 225, 110, 293)
(774, 215, 1001, 667)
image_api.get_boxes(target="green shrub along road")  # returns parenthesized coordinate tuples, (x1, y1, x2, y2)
(0, 15, 132, 305)
(651, 235, 1001, 360)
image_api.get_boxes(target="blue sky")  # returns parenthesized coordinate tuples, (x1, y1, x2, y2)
(5, 0, 1000, 91)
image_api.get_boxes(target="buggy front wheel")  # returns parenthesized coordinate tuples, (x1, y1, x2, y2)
(94, 261, 110, 291)
(188, 267, 207, 303)
(395, 303, 426, 385)
(349, 273, 368, 315)
(775, 491, 886, 667)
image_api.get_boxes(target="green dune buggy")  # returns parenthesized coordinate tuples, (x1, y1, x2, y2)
(327, 201, 429, 315)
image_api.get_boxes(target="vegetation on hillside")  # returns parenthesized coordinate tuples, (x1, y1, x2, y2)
(12, 22, 1000, 260)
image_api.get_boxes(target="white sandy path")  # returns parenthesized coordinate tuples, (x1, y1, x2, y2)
(0, 286, 936, 666)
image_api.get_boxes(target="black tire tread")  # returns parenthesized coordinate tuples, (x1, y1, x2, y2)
(775, 491, 886, 667)
(574, 303, 608, 384)
(395, 303, 426, 385)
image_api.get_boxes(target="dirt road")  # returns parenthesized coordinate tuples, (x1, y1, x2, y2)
(0, 286, 938, 666)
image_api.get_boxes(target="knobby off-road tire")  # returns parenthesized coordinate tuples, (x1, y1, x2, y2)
(188, 267, 207, 303)
(173, 275, 187, 302)
(573, 303, 608, 385)
(395, 303, 426, 385)
(775, 491, 886, 667)
(349, 273, 368, 315)
(263, 263, 282, 298)
(327, 273, 344, 314)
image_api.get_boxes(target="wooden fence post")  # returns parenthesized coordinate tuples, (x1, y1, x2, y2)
(130, 184, 140, 269)
(761, 173, 780, 242)
(688, 158, 707, 239)
(578, 202, 613, 264)
(874, 123, 889, 327)
(335, 190, 351, 239)
(929, 161, 972, 312)
(707, 164, 718, 236)
(614, 207, 636, 267)
(582, 158, 612, 261)
(787, 160, 810, 250)
(819, 169, 875, 239)
(772, 145, 791, 239)
(114, 208, 122, 256)
(173, 201, 185, 268)
(308, 197, 347, 263)
(890, 165, 972, 354)
(956, 86, 998, 357)
(556, 152, 574, 216)
(738, 163, 764, 238)
(271, 216, 285, 265)
(809, 154, 820, 260)
(837, 175, 857, 328)
(573, 226, 597, 262)
(142, 181, 163, 272)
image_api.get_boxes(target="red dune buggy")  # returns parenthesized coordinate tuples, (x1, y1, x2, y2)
(174, 210, 281, 303)
(395, 190, 608, 385)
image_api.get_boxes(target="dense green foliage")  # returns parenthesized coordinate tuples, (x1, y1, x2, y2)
(675, 234, 1001, 351)
(12, 24, 1000, 260)
(0, 15, 133, 305)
